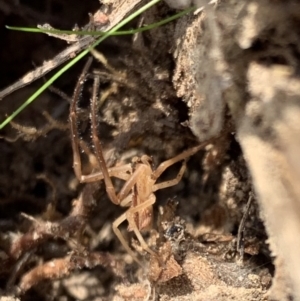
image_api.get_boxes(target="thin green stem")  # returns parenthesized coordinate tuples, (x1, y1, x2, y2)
(6, 7, 195, 37)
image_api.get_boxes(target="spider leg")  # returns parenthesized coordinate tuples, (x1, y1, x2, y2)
(112, 212, 143, 266)
(126, 195, 157, 256)
(152, 141, 210, 180)
(90, 74, 121, 204)
(113, 196, 156, 266)
(70, 60, 132, 189)
(70, 57, 93, 181)
(82, 164, 132, 182)
(153, 160, 187, 192)
(117, 164, 148, 201)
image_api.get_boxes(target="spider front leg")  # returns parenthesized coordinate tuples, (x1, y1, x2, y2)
(70, 58, 125, 204)
(70, 57, 93, 182)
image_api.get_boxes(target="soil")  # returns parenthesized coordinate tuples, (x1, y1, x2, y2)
(0, 0, 300, 300)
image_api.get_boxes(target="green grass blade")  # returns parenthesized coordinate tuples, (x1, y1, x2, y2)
(6, 7, 195, 37)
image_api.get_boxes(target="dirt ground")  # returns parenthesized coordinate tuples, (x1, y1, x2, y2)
(0, 0, 300, 300)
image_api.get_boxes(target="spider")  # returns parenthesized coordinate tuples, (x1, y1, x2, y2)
(69, 58, 210, 266)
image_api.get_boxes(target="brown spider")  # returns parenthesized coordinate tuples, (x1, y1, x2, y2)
(69, 58, 210, 265)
